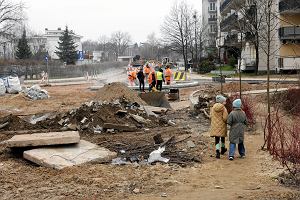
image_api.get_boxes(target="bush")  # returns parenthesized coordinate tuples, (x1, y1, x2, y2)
(196, 60, 216, 74)
(272, 88, 300, 117)
(228, 56, 236, 67)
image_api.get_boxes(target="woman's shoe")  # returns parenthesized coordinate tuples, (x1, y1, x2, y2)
(221, 147, 227, 155)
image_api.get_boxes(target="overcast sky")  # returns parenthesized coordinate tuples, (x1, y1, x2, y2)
(24, 0, 202, 43)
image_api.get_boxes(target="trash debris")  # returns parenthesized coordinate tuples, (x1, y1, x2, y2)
(161, 192, 168, 197)
(0, 122, 9, 129)
(168, 120, 176, 126)
(80, 117, 88, 124)
(93, 125, 103, 134)
(130, 114, 149, 124)
(111, 157, 128, 165)
(23, 85, 49, 100)
(148, 146, 170, 164)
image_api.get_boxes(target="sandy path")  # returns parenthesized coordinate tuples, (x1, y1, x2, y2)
(129, 132, 299, 200)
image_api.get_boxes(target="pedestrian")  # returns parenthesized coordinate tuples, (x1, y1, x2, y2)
(128, 69, 137, 86)
(148, 71, 156, 91)
(209, 95, 228, 159)
(137, 67, 145, 92)
(165, 65, 172, 85)
(227, 99, 247, 161)
(156, 68, 165, 91)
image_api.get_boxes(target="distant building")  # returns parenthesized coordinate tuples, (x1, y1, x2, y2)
(117, 56, 134, 62)
(43, 28, 83, 59)
(202, 0, 219, 57)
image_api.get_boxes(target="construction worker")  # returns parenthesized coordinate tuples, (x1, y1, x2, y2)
(148, 71, 156, 91)
(128, 69, 137, 86)
(137, 67, 145, 92)
(156, 68, 165, 91)
(144, 64, 151, 81)
(165, 65, 173, 85)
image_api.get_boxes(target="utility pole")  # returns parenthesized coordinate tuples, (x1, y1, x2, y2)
(193, 12, 198, 68)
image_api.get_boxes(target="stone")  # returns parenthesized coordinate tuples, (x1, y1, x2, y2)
(23, 140, 117, 169)
(67, 124, 77, 131)
(5, 131, 80, 148)
(143, 106, 158, 117)
(161, 193, 168, 197)
(103, 123, 137, 132)
(215, 185, 224, 189)
(58, 119, 65, 126)
(132, 188, 140, 194)
(187, 141, 196, 148)
(130, 114, 148, 124)
(144, 106, 168, 114)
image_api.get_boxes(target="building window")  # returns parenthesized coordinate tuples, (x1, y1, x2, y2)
(209, 2, 216, 11)
(210, 14, 216, 19)
(210, 24, 217, 33)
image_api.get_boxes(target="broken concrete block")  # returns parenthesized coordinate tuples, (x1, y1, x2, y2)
(103, 123, 137, 132)
(143, 106, 158, 117)
(58, 119, 65, 126)
(187, 141, 196, 148)
(67, 123, 77, 131)
(144, 106, 168, 114)
(130, 114, 148, 124)
(23, 140, 117, 169)
(5, 131, 80, 148)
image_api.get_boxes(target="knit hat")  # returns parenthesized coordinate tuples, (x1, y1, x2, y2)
(216, 95, 226, 103)
(233, 99, 242, 108)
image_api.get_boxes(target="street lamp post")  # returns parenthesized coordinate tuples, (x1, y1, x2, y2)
(193, 13, 198, 68)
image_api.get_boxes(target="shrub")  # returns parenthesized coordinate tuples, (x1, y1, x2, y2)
(196, 60, 216, 74)
(228, 56, 236, 67)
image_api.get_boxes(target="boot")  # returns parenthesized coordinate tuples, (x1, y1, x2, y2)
(221, 147, 227, 155)
(216, 150, 220, 159)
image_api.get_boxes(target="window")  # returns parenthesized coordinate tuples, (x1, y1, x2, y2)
(210, 24, 217, 33)
(210, 14, 216, 19)
(209, 2, 216, 11)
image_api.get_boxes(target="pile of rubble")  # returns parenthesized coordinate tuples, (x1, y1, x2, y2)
(23, 85, 49, 100)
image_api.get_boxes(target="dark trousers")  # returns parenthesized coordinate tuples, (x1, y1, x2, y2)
(229, 142, 245, 157)
(215, 137, 225, 145)
(139, 79, 144, 91)
(156, 80, 163, 91)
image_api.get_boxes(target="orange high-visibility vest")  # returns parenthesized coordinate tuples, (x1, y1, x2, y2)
(144, 66, 151, 74)
(165, 68, 172, 81)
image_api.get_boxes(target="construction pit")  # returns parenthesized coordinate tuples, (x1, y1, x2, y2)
(0, 81, 299, 200)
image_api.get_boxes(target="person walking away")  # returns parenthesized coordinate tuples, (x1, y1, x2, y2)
(148, 71, 156, 91)
(227, 99, 247, 160)
(165, 65, 173, 85)
(209, 95, 228, 159)
(144, 64, 151, 81)
(156, 68, 165, 91)
(137, 67, 145, 92)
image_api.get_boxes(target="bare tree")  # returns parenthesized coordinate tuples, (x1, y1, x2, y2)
(161, 1, 194, 71)
(110, 31, 131, 60)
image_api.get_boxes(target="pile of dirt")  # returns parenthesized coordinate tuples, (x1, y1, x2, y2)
(0, 114, 36, 131)
(94, 82, 147, 105)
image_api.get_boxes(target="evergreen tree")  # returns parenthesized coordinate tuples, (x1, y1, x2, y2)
(55, 26, 78, 65)
(16, 29, 32, 59)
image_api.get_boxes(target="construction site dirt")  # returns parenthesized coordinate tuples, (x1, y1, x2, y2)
(0, 82, 299, 200)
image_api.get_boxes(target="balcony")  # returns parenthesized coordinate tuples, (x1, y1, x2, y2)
(224, 34, 240, 47)
(208, 17, 217, 23)
(279, 26, 300, 40)
(220, 13, 238, 31)
(279, 0, 300, 13)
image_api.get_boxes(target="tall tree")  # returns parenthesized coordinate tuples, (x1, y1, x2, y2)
(15, 29, 31, 59)
(110, 31, 131, 60)
(55, 26, 78, 65)
(161, 1, 194, 71)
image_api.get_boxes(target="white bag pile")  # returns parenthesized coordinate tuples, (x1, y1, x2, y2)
(0, 76, 22, 94)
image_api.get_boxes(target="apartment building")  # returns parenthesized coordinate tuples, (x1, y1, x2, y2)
(218, 0, 300, 71)
(202, 0, 219, 57)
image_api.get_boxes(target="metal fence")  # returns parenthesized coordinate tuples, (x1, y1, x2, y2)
(0, 61, 128, 80)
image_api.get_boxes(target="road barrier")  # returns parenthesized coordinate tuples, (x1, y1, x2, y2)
(173, 71, 187, 81)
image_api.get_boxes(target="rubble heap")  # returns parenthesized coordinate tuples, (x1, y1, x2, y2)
(95, 82, 147, 105)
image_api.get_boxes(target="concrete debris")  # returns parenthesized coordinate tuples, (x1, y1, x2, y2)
(93, 125, 103, 134)
(161, 192, 168, 197)
(23, 140, 117, 169)
(168, 120, 176, 126)
(130, 114, 149, 124)
(187, 141, 196, 148)
(0, 122, 9, 129)
(103, 123, 137, 132)
(144, 106, 168, 114)
(111, 157, 128, 165)
(80, 117, 88, 124)
(23, 85, 49, 100)
(67, 124, 78, 131)
(5, 131, 80, 148)
(133, 188, 140, 194)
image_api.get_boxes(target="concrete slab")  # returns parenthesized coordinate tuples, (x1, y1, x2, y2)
(103, 123, 137, 132)
(144, 106, 168, 114)
(23, 140, 117, 169)
(5, 131, 80, 148)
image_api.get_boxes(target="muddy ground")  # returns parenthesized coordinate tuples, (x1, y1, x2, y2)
(0, 82, 299, 200)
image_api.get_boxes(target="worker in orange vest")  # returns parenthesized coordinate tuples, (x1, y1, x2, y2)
(144, 64, 151, 81)
(165, 65, 173, 85)
(148, 71, 156, 91)
(128, 69, 137, 86)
